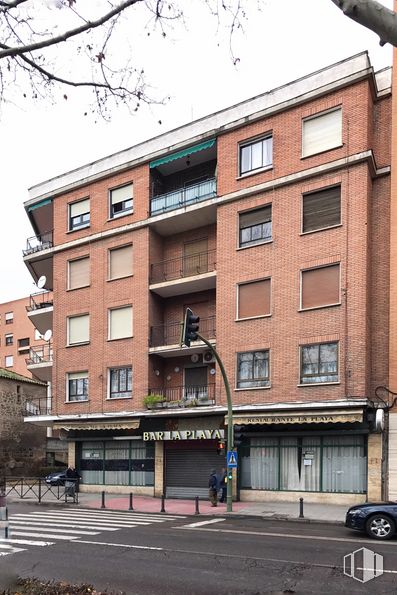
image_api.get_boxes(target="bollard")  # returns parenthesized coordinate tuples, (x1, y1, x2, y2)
(129, 493, 134, 511)
(195, 496, 200, 515)
(299, 497, 304, 519)
(160, 494, 165, 513)
(101, 490, 106, 509)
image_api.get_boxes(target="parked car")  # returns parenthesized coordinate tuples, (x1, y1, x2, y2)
(45, 470, 68, 486)
(345, 502, 397, 540)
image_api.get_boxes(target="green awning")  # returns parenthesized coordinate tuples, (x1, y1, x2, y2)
(149, 139, 216, 169)
(27, 198, 52, 212)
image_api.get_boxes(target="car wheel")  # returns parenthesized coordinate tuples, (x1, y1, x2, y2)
(365, 514, 395, 540)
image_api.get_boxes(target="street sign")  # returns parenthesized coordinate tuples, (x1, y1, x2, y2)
(227, 450, 238, 468)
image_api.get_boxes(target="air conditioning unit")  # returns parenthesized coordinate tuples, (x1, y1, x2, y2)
(203, 351, 215, 364)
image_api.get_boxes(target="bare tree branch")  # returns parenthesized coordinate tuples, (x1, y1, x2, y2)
(330, 0, 397, 47)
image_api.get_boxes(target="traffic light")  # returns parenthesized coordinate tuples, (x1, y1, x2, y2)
(181, 307, 200, 347)
(228, 470, 233, 481)
(217, 440, 225, 455)
(234, 424, 245, 447)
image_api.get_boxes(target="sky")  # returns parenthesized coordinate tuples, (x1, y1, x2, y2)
(0, 0, 393, 303)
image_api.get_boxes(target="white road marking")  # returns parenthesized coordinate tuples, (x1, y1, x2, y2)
(8, 525, 98, 535)
(0, 548, 26, 556)
(54, 509, 187, 520)
(40, 510, 181, 522)
(78, 540, 163, 550)
(10, 531, 78, 540)
(0, 538, 54, 546)
(182, 518, 226, 528)
(9, 520, 119, 532)
(11, 514, 146, 527)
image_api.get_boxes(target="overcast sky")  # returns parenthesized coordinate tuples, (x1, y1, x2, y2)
(0, 0, 393, 303)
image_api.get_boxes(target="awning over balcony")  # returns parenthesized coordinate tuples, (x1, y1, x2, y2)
(149, 139, 216, 169)
(225, 409, 364, 425)
(53, 420, 140, 431)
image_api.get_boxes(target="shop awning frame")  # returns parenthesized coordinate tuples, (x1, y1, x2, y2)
(149, 139, 216, 169)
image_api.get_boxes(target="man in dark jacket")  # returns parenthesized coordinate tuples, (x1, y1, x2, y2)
(208, 469, 218, 507)
(219, 467, 227, 503)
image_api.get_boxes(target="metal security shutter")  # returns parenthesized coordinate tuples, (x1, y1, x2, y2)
(166, 449, 222, 499)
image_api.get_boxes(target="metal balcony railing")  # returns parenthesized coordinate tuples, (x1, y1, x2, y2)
(26, 291, 53, 312)
(150, 249, 216, 284)
(148, 384, 216, 405)
(23, 231, 53, 256)
(26, 343, 53, 365)
(150, 315, 216, 348)
(24, 396, 52, 416)
(150, 178, 216, 216)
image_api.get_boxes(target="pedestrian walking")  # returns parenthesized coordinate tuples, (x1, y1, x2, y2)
(208, 469, 218, 507)
(219, 467, 227, 503)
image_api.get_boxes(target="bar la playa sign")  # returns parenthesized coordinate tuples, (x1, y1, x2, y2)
(143, 429, 224, 441)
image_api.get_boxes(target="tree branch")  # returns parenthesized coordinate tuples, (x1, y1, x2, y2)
(330, 0, 397, 47)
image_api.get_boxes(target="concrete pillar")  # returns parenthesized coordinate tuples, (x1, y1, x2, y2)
(367, 433, 383, 501)
(154, 441, 164, 497)
(68, 441, 76, 467)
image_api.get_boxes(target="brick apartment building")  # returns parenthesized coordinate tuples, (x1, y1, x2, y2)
(22, 52, 392, 504)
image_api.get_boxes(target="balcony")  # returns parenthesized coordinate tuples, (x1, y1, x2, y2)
(148, 384, 216, 408)
(24, 396, 52, 417)
(23, 231, 53, 256)
(150, 316, 216, 355)
(150, 249, 216, 297)
(150, 178, 216, 217)
(26, 291, 53, 334)
(26, 343, 53, 382)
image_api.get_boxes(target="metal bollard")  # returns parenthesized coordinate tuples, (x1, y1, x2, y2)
(101, 490, 106, 509)
(160, 494, 165, 513)
(129, 493, 134, 511)
(299, 497, 304, 519)
(195, 496, 200, 515)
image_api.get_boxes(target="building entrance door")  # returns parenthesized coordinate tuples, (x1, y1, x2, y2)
(184, 366, 208, 401)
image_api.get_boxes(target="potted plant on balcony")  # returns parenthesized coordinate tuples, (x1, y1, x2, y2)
(143, 394, 165, 409)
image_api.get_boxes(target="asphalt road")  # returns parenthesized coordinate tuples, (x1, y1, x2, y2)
(1, 502, 396, 594)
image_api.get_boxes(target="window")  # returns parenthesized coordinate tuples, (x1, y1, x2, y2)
(109, 306, 132, 340)
(301, 264, 340, 310)
(302, 186, 341, 233)
(237, 351, 269, 388)
(300, 342, 338, 384)
(69, 198, 90, 231)
(302, 108, 342, 157)
(5, 312, 13, 324)
(67, 314, 89, 345)
(67, 371, 89, 402)
(18, 338, 30, 353)
(109, 184, 133, 218)
(239, 205, 272, 248)
(5, 355, 13, 368)
(109, 367, 132, 399)
(68, 257, 90, 290)
(239, 136, 272, 175)
(5, 334, 13, 346)
(238, 279, 271, 319)
(109, 245, 133, 280)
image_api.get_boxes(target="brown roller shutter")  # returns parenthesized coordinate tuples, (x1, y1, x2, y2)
(302, 264, 340, 309)
(238, 279, 271, 318)
(303, 186, 341, 232)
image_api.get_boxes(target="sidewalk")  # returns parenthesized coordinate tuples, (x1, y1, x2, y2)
(7, 490, 349, 523)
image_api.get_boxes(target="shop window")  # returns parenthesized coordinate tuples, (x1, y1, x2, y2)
(109, 244, 133, 280)
(109, 367, 132, 399)
(68, 257, 90, 290)
(5, 333, 13, 346)
(239, 205, 272, 248)
(5, 312, 13, 325)
(238, 279, 271, 319)
(69, 198, 90, 231)
(108, 306, 132, 340)
(239, 135, 272, 175)
(302, 185, 341, 233)
(109, 184, 133, 218)
(302, 108, 342, 157)
(236, 350, 269, 388)
(301, 264, 340, 310)
(67, 371, 89, 402)
(300, 342, 338, 384)
(67, 314, 89, 345)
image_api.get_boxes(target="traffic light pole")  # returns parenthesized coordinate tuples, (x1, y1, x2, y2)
(196, 333, 233, 512)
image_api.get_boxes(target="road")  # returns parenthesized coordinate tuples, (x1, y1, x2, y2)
(0, 502, 396, 594)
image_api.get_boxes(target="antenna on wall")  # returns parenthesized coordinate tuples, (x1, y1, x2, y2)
(37, 275, 47, 290)
(43, 329, 52, 342)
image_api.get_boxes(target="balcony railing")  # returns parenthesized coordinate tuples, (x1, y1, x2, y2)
(23, 231, 53, 256)
(148, 384, 216, 406)
(24, 396, 52, 416)
(150, 316, 215, 348)
(26, 291, 53, 312)
(150, 249, 216, 284)
(26, 343, 53, 365)
(150, 178, 216, 216)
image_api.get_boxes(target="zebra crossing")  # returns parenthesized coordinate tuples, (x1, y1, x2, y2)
(0, 508, 187, 557)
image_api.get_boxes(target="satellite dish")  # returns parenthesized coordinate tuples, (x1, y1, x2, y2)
(37, 275, 47, 289)
(43, 329, 52, 342)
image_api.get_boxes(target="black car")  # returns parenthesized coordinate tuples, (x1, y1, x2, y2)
(345, 502, 397, 540)
(45, 470, 68, 486)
